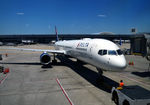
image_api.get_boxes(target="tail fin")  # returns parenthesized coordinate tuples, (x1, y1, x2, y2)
(55, 26, 59, 41)
(119, 38, 122, 46)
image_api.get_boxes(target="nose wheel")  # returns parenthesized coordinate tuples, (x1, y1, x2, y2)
(96, 68, 104, 82)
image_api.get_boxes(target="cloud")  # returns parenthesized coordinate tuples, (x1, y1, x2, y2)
(98, 14, 106, 17)
(16, 12, 24, 15)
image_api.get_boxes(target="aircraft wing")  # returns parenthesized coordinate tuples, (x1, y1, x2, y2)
(0, 47, 65, 54)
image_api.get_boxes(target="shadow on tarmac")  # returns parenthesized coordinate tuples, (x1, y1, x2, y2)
(41, 64, 52, 68)
(0, 56, 119, 93)
(57, 55, 119, 93)
(132, 72, 150, 77)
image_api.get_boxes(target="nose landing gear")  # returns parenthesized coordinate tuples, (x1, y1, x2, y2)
(96, 68, 104, 82)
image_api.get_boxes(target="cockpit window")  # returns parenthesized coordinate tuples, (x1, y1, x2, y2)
(117, 49, 123, 55)
(103, 50, 107, 55)
(98, 50, 107, 55)
(98, 50, 103, 55)
(108, 50, 117, 55)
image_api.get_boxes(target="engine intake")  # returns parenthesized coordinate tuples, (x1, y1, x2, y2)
(40, 52, 51, 65)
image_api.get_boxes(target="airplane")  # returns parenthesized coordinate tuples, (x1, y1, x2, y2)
(1, 27, 127, 79)
(0, 42, 3, 46)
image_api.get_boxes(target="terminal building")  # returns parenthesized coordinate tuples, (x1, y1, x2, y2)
(0, 33, 147, 43)
(0, 33, 150, 57)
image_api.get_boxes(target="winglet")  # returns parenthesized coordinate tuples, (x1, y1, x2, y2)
(55, 26, 59, 41)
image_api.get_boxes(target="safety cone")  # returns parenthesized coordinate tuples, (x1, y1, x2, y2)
(3, 68, 9, 74)
(131, 61, 134, 66)
(128, 61, 134, 66)
(128, 61, 131, 65)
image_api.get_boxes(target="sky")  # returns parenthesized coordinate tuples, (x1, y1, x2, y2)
(0, 0, 150, 34)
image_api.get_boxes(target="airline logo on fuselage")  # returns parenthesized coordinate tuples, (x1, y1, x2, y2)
(77, 42, 89, 48)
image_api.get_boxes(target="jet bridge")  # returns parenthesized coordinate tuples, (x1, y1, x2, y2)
(130, 34, 150, 72)
(130, 34, 150, 59)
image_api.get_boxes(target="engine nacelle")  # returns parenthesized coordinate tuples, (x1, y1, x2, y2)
(40, 52, 51, 65)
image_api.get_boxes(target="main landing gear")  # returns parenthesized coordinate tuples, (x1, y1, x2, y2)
(52, 53, 57, 64)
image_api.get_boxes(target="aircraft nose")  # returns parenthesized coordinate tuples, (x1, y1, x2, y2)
(116, 59, 127, 69)
(110, 56, 127, 70)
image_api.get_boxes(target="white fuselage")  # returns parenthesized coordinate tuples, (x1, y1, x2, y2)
(55, 38, 127, 71)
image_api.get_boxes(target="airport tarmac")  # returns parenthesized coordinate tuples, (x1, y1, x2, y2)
(0, 44, 150, 105)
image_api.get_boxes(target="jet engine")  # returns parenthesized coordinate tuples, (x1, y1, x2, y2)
(40, 52, 51, 65)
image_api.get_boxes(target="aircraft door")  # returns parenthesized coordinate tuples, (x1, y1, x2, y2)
(89, 46, 93, 59)
(89, 44, 97, 59)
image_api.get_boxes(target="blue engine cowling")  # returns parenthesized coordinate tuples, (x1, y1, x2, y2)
(40, 52, 51, 65)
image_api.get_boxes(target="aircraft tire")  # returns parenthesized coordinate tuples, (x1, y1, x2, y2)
(52, 59, 57, 64)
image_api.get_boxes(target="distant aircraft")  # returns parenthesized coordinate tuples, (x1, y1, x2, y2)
(1, 27, 127, 79)
(0, 42, 3, 46)
(113, 38, 122, 46)
(22, 40, 34, 44)
(5, 43, 16, 46)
